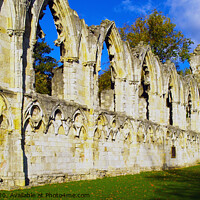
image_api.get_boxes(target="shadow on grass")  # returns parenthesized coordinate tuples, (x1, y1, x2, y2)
(145, 166, 200, 200)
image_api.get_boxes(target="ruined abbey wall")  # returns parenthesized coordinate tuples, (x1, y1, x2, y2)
(0, 0, 200, 189)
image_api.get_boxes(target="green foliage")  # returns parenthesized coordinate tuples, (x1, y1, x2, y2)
(177, 67, 192, 76)
(98, 67, 112, 94)
(33, 38, 58, 95)
(1, 165, 200, 199)
(119, 10, 194, 63)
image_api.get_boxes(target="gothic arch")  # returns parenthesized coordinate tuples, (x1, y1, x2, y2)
(23, 101, 45, 133)
(78, 20, 90, 63)
(49, 105, 66, 135)
(72, 109, 87, 138)
(155, 126, 164, 145)
(72, 109, 87, 123)
(24, 0, 80, 92)
(95, 113, 110, 141)
(51, 104, 65, 120)
(183, 77, 200, 131)
(186, 78, 200, 111)
(163, 64, 181, 126)
(146, 124, 154, 143)
(142, 50, 164, 95)
(137, 46, 164, 120)
(178, 131, 185, 148)
(31, 0, 79, 58)
(137, 123, 146, 143)
(131, 43, 151, 81)
(96, 21, 126, 78)
(107, 117, 120, 141)
(123, 42, 134, 81)
(94, 127, 101, 140)
(121, 119, 134, 142)
(96, 113, 109, 125)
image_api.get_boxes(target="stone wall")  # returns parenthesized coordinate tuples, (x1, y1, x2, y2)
(0, 0, 200, 189)
(100, 89, 114, 111)
(52, 66, 64, 98)
(21, 94, 199, 187)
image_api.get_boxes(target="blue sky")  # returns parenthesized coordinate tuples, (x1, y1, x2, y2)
(40, 0, 200, 70)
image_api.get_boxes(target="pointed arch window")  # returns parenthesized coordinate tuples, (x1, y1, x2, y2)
(171, 145, 176, 158)
(34, 4, 61, 95)
(186, 93, 192, 119)
(98, 41, 115, 111)
(139, 57, 150, 120)
(167, 85, 173, 125)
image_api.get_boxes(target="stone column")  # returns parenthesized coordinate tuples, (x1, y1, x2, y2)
(122, 78, 127, 113)
(114, 78, 123, 113)
(127, 81, 134, 116)
(159, 95, 165, 125)
(163, 94, 169, 125)
(179, 103, 186, 130)
(148, 92, 156, 122)
(172, 102, 178, 126)
(128, 81, 139, 118)
(63, 57, 79, 103)
(7, 29, 25, 92)
(83, 61, 96, 109)
(25, 39, 37, 94)
(191, 109, 198, 132)
(6, 29, 26, 187)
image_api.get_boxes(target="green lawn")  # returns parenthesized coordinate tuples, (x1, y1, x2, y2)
(1, 165, 200, 200)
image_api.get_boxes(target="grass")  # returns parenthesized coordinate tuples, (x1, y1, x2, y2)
(1, 165, 200, 200)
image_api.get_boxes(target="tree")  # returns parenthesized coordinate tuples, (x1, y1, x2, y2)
(98, 68, 112, 94)
(177, 67, 192, 76)
(33, 38, 58, 95)
(119, 10, 193, 63)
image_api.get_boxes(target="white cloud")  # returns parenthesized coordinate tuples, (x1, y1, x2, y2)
(114, 0, 154, 15)
(167, 0, 200, 47)
(114, 0, 200, 49)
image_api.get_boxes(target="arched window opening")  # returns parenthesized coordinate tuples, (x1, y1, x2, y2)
(33, 5, 61, 96)
(139, 58, 150, 120)
(0, 115, 3, 127)
(31, 105, 41, 120)
(98, 41, 115, 111)
(166, 84, 173, 125)
(55, 109, 62, 121)
(186, 93, 192, 119)
(171, 145, 176, 158)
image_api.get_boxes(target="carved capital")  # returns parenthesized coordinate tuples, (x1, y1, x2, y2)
(83, 61, 96, 67)
(7, 29, 24, 37)
(20, 0, 31, 11)
(7, 29, 14, 37)
(122, 78, 126, 82)
(115, 77, 126, 82)
(129, 81, 134, 85)
(15, 30, 25, 37)
(129, 80, 139, 86)
(62, 57, 79, 63)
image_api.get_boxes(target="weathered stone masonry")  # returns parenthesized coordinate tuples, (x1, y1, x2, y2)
(0, 0, 200, 189)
